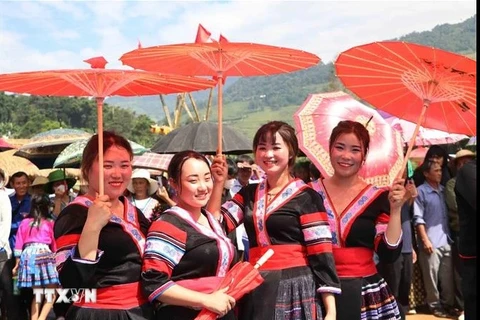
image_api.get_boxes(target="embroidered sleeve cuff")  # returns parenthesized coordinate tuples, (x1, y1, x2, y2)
(14, 249, 22, 257)
(70, 246, 104, 264)
(317, 286, 341, 295)
(383, 231, 403, 248)
(148, 280, 176, 302)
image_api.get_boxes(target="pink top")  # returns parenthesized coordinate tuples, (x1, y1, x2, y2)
(14, 218, 56, 257)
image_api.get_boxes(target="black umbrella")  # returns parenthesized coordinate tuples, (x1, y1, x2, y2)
(151, 122, 252, 155)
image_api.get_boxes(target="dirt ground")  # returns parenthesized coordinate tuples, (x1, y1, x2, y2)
(407, 313, 459, 319)
(407, 315, 437, 319)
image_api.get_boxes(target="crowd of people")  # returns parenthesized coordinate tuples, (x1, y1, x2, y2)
(0, 121, 476, 320)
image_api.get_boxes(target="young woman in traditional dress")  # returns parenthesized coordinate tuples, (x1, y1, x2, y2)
(209, 121, 340, 320)
(141, 150, 237, 319)
(315, 120, 407, 319)
(54, 131, 153, 319)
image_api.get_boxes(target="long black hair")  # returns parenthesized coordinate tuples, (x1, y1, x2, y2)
(27, 195, 51, 235)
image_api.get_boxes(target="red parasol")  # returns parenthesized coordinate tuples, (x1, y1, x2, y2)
(293, 91, 404, 187)
(194, 249, 274, 320)
(0, 57, 215, 194)
(120, 24, 320, 154)
(335, 41, 476, 177)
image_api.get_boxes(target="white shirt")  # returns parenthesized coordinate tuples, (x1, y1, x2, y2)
(229, 178, 261, 251)
(130, 196, 160, 221)
(0, 188, 12, 258)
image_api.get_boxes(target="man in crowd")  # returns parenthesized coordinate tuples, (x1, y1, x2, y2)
(0, 168, 12, 320)
(0, 171, 31, 320)
(455, 156, 476, 320)
(414, 161, 455, 318)
(445, 150, 475, 317)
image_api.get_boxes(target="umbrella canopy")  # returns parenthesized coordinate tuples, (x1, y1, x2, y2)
(0, 56, 215, 194)
(132, 152, 174, 172)
(53, 138, 148, 168)
(466, 136, 476, 146)
(410, 147, 429, 159)
(380, 112, 468, 146)
(293, 91, 404, 187)
(0, 149, 41, 177)
(19, 128, 92, 150)
(120, 24, 320, 153)
(151, 122, 252, 155)
(13, 128, 93, 169)
(335, 41, 476, 177)
(0, 138, 14, 151)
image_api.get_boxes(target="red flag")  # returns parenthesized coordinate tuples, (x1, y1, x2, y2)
(83, 56, 108, 69)
(219, 34, 229, 43)
(195, 24, 211, 43)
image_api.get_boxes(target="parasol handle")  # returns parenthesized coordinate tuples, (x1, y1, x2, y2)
(397, 101, 429, 180)
(97, 97, 105, 195)
(254, 249, 274, 269)
(217, 72, 223, 155)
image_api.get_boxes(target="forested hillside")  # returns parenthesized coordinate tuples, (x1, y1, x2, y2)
(0, 93, 158, 147)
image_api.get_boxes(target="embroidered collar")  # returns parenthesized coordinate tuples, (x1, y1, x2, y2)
(70, 195, 146, 256)
(165, 206, 234, 277)
(253, 178, 307, 247)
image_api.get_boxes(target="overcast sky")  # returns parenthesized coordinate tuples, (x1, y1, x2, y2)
(0, 0, 476, 73)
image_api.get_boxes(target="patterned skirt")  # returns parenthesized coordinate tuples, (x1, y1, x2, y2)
(239, 266, 324, 320)
(18, 243, 59, 288)
(337, 274, 401, 320)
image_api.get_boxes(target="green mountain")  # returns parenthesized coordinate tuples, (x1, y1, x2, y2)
(105, 77, 239, 122)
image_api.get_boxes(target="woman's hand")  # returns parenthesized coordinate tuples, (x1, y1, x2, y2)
(157, 186, 176, 207)
(388, 178, 406, 211)
(157, 186, 170, 201)
(210, 155, 228, 184)
(201, 287, 236, 317)
(84, 194, 112, 232)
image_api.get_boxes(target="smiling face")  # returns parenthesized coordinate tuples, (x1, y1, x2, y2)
(87, 145, 132, 200)
(330, 132, 365, 179)
(12, 175, 30, 197)
(255, 132, 291, 177)
(171, 158, 213, 212)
